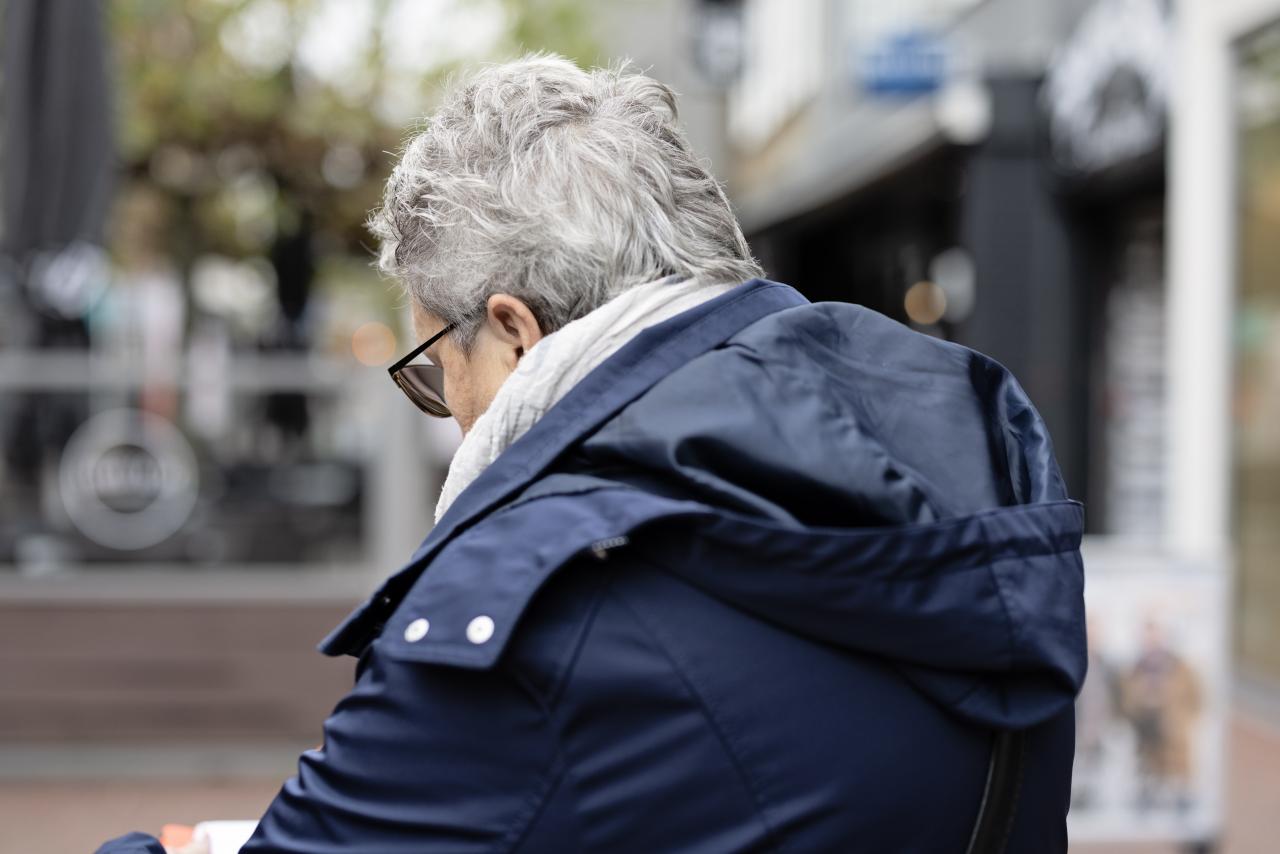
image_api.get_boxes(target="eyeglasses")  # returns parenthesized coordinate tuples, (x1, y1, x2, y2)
(388, 323, 455, 417)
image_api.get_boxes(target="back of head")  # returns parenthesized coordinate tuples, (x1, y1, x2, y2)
(368, 53, 762, 350)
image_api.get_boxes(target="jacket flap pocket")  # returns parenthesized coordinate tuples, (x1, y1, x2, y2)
(376, 483, 698, 669)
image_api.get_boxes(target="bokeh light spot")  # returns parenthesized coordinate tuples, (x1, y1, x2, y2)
(904, 280, 948, 326)
(351, 321, 397, 366)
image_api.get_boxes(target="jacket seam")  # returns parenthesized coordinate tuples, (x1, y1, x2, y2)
(608, 582, 785, 854)
(499, 482, 1080, 549)
(490, 674, 573, 854)
(797, 313, 959, 517)
(495, 571, 610, 852)
(500, 760, 571, 854)
(546, 570, 611, 710)
(941, 671, 989, 710)
(984, 550, 1021, 675)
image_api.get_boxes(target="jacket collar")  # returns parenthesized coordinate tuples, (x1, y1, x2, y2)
(428, 278, 806, 553)
(319, 278, 808, 656)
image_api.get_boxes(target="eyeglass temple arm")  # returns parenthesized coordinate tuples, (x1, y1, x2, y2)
(388, 323, 455, 375)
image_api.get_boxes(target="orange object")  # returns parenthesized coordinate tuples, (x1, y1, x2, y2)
(160, 824, 195, 848)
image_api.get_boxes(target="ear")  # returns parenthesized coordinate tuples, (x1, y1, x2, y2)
(484, 294, 544, 367)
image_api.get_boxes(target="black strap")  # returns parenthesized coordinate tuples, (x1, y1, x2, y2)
(965, 729, 1027, 854)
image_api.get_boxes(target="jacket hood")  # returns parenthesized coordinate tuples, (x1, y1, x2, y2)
(322, 281, 1085, 731)
(568, 299, 1086, 729)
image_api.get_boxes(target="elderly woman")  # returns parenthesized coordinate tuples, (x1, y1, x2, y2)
(100, 54, 1085, 854)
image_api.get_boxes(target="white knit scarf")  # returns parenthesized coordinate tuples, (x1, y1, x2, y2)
(434, 275, 737, 521)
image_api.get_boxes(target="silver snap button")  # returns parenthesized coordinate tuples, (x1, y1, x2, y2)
(466, 615, 495, 645)
(403, 618, 430, 642)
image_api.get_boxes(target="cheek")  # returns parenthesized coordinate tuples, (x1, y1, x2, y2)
(440, 341, 513, 432)
(442, 364, 471, 413)
(442, 364, 485, 434)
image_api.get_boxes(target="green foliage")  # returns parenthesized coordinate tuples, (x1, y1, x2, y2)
(108, 0, 599, 274)
(499, 0, 599, 67)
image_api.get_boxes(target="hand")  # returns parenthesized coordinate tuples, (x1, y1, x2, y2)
(159, 824, 209, 854)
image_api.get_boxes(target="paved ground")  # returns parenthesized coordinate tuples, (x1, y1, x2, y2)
(3, 713, 1278, 853)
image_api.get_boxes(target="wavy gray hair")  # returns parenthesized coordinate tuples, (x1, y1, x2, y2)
(368, 52, 763, 351)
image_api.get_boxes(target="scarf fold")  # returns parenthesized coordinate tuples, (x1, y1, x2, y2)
(434, 275, 737, 521)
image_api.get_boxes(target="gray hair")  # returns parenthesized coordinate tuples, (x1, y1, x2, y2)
(368, 52, 763, 351)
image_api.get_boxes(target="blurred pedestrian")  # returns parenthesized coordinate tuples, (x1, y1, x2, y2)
(1120, 617, 1202, 812)
(98, 53, 1087, 854)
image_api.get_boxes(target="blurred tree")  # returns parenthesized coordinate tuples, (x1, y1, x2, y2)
(107, 0, 598, 338)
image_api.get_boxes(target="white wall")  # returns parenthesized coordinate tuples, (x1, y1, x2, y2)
(1164, 0, 1280, 559)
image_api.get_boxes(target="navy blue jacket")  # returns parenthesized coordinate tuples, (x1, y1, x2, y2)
(98, 280, 1086, 853)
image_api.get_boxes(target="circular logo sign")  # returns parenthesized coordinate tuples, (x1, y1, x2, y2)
(59, 409, 199, 551)
(1043, 0, 1170, 174)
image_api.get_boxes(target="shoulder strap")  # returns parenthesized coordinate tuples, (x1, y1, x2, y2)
(965, 729, 1027, 854)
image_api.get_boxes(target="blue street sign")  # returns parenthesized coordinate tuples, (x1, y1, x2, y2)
(859, 30, 949, 96)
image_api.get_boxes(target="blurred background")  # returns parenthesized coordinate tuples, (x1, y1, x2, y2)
(0, 0, 1276, 851)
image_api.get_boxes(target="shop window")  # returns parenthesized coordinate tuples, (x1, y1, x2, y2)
(1234, 21, 1280, 683)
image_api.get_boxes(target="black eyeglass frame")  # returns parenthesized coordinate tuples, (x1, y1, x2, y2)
(388, 322, 456, 417)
